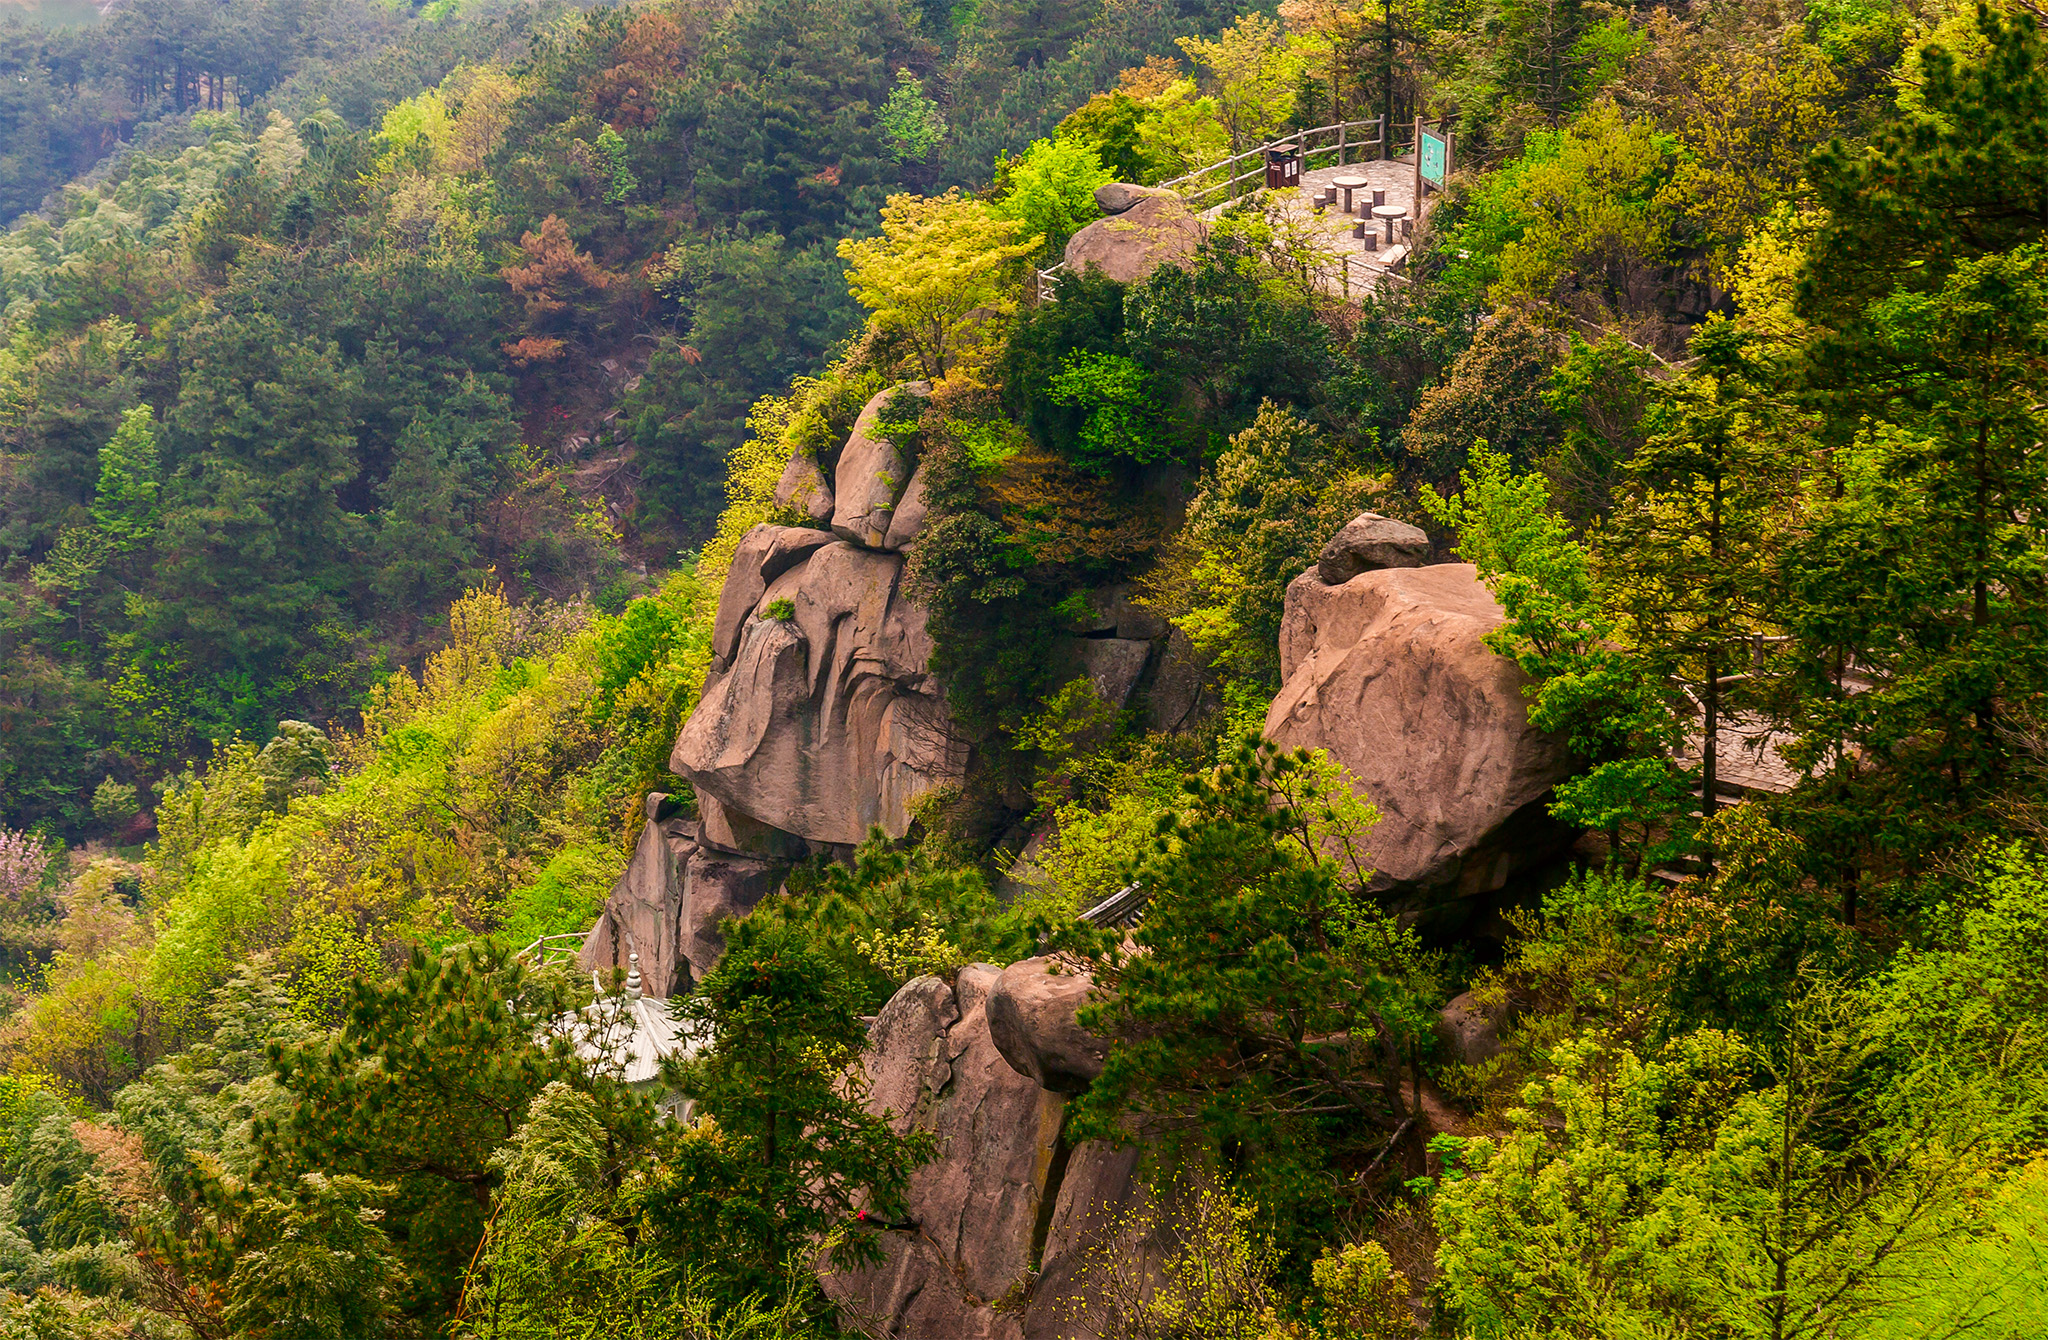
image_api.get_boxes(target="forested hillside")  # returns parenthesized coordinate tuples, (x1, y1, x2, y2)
(0, 0, 2046, 1336)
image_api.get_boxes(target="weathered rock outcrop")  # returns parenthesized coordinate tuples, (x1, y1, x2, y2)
(883, 459, 930, 549)
(675, 537, 969, 847)
(1075, 637, 1153, 708)
(1064, 191, 1202, 284)
(710, 524, 835, 662)
(832, 382, 928, 547)
(579, 795, 696, 997)
(987, 958, 1108, 1095)
(579, 794, 785, 993)
(774, 452, 835, 525)
(1264, 563, 1574, 916)
(825, 970, 1177, 1340)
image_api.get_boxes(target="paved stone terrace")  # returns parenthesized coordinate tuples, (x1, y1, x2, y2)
(1198, 155, 1436, 296)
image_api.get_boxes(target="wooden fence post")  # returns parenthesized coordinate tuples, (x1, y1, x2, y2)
(1413, 115, 1423, 208)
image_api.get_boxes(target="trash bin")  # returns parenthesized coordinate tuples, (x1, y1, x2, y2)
(1264, 147, 1302, 190)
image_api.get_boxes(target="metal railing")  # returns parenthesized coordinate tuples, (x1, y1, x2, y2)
(1081, 883, 1150, 929)
(1036, 259, 1069, 303)
(1162, 117, 1386, 212)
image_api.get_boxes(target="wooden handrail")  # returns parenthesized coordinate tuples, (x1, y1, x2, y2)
(1163, 117, 1387, 209)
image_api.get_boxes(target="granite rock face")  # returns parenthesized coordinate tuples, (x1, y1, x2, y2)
(1317, 511, 1431, 586)
(710, 524, 836, 663)
(1265, 563, 1575, 914)
(823, 971, 1178, 1340)
(579, 796, 786, 992)
(676, 848, 783, 986)
(882, 458, 929, 550)
(674, 539, 969, 846)
(1064, 192, 1202, 284)
(578, 795, 697, 997)
(1075, 637, 1154, 709)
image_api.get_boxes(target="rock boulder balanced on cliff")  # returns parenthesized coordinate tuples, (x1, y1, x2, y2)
(1264, 557, 1575, 922)
(987, 957, 1108, 1095)
(1063, 186, 1202, 285)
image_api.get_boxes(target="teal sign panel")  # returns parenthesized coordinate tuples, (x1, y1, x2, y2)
(1420, 129, 1448, 186)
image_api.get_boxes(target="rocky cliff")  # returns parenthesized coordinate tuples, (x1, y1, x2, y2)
(575, 467, 1572, 1329)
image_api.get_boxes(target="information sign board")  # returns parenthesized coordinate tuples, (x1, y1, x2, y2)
(1419, 129, 1448, 186)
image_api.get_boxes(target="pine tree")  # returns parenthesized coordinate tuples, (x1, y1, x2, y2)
(1597, 321, 1801, 858)
(644, 920, 933, 1309)
(1058, 741, 1439, 1253)
(257, 942, 639, 1326)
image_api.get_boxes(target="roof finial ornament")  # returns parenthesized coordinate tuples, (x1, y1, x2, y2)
(626, 952, 643, 1002)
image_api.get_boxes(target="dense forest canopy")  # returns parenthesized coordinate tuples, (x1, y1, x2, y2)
(0, 0, 2044, 1335)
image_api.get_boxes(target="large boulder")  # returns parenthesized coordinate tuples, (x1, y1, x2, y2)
(1436, 989, 1518, 1067)
(1093, 182, 1167, 214)
(1265, 563, 1574, 915)
(882, 459, 929, 550)
(1064, 193, 1202, 285)
(825, 971, 1182, 1340)
(1317, 511, 1430, 586)
(673, 540, 969, 846)
(987, 958, 1108, 1095)
(774, 452, 834, 526)
(832, 382, 929, 547)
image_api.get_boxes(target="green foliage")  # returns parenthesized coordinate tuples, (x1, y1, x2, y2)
(839, 189, 1040, 380)
(1000, 265, 1132, 457)
(1164, 402, 1382, 684)
(991, 135, 1111, 261)
(212, 1173, 410, 1340)
(1058, 740, 1440, 1264)
(1045, 350, 1171, 474)
(646, 920, 935, 1312)
(1433, 107, 1677, 313)
(879, 70, 947, 164)
(592, 126, 638, 204)
(1435, 985, 2021, 1340)
(461, 1082, 824, 1338)
(772, 830, 1036, 1009)
(1053, 91, 1162, 184)
(1424, 447, 1686, 861)
(1400, 309, 1560, 485)
(1804, 7, 2048, 323)
(257, 940, 645, 1328)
